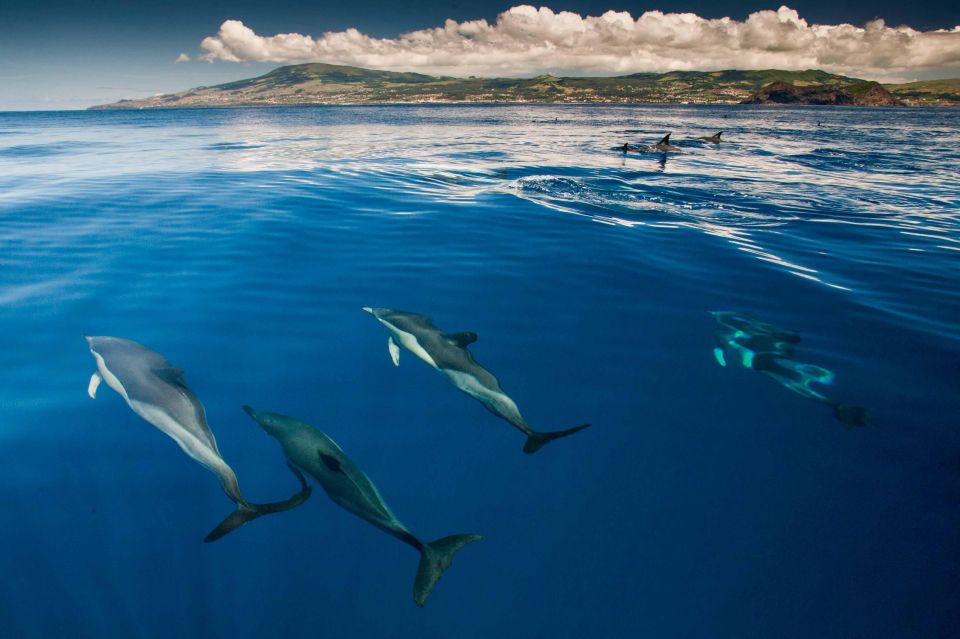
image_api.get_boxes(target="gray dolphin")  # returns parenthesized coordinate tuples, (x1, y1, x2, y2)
(85, 336, 312, 542)
(699, 131, 723, 143)
(650, 133, 681, 153)
(242, 406, 482, 607)
(362, 307, 591, 453)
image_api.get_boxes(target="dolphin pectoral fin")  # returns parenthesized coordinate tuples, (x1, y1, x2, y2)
(87, 371, 102, 399)
(413, 534, 483, 607)
(388, 336, 401, 366)
(713, 348, 727, 367)
(444, 332, 478, 347)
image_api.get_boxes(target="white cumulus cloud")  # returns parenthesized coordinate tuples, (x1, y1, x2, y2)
(175, 52, 191, 63)
(198, 5, 960, 81)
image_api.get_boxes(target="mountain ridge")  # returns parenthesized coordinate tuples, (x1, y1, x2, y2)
(90, 63, 960, 109)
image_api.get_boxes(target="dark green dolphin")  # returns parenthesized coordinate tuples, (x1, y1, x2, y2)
(243, 406, 482, 607)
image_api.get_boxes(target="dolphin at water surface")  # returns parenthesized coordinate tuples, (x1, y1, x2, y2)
(85, 336, 312, 541)
(649, 133, 681, 153)
(243, 406, 482, 607)
(698, 131, 723, 143)
(362, 307, 591, 453)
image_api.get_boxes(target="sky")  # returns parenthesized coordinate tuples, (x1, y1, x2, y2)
(1, 1, 958, 110)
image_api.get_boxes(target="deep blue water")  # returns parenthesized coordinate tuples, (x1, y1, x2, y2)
(0, 105, 958, 638)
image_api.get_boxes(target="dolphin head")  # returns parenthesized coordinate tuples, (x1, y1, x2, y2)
(242, 405, 299, 438)
(362, 306, 390, 319)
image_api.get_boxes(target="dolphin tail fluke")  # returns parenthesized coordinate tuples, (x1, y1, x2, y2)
(203, 464, 313, 543)
(204, 505, 261, 543)
(413, 534, 483, 607)
(522, 423, 592, 454)
(832, 404, 870, 428)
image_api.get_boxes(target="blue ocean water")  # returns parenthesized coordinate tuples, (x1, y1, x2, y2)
(0, 105, 958, 638)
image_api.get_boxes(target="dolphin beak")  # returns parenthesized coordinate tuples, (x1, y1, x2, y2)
(361, 306, 374, 315)
(242, 405, 258, 418)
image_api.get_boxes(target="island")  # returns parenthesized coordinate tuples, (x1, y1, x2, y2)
(90, 63, 960, 109)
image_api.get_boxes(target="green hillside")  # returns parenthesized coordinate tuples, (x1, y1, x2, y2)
(884, 79, 960, 105)
(91, 63, 959, 109)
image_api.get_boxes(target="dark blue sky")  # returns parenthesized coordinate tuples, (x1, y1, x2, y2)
(1, 1, 957, 110)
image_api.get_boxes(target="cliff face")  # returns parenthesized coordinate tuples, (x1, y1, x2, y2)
(852, 82, 903, 106)
(743, 81, 902, 106)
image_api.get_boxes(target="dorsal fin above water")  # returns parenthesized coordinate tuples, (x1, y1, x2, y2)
(658, 133, 671, 145)
(445, 332, 478, 347)
(715, 132, 723, 139)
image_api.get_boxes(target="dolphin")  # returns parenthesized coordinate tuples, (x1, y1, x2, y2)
(708, 313, 869, 428)
(85, 336, 312, 542)
(650, 133, 681, 153)
(243, 406, 482, 607)
(699, 131, 723, 143)
(362, 307, 591, 453)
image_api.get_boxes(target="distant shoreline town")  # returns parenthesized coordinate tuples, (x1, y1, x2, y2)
(90, 64, 960, 110)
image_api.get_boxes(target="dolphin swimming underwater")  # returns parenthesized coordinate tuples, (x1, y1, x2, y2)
(709, 313, 869, 428)
(362, 307, 591, 453)
(698, 132, 723, 143)
(85, 336, 312, 541)
(242, 406, 482, 607)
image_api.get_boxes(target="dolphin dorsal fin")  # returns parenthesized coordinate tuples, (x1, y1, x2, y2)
(658, 133, 670, 145)
(154, 367, 185, 385)
(445, 332, 478, 347)
(716, 132, 722, 139)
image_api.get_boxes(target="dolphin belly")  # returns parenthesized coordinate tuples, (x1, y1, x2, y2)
(389, 326, 438, 369)
(91, 351, 127, 400)
(129, 399, 245, 503)
(443, 369, 530, 432)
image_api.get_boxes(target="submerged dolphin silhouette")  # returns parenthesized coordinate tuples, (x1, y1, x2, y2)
(85, 336, 312, 541)
(243, 406, 482, 607)
(708, 313, 869, 428)
(362, 307, 591, 453)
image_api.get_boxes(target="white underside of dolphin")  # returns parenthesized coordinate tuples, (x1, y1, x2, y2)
(363, 307, 591, 453)
(84, 336, 311, 542)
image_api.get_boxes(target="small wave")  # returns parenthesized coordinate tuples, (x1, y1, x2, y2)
(0, 141, 93, 158)
(204, 142, 266, 151)
(783, 148, 921, 174)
